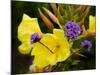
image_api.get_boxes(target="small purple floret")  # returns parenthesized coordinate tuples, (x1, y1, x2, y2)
(65, 22, 76, 29)
(81, 40, 92, 51)
(31, 33, 41, 44)
(65, 30, 77, 40)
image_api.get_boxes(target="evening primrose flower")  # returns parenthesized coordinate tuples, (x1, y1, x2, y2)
(87, 15, 96, 35)
(31, 29, 70, 69)
(18, 14, 70, 69)
(18, 14, 42, 54)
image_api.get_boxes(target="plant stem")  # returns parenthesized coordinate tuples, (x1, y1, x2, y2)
(57, 21, 63, 30)
(68, 48, 86, 59)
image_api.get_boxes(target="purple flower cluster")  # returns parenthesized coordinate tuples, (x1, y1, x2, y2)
(81, 40, 92, 51)
(64, 22, 81, 40)
(31, 33, 41, 44)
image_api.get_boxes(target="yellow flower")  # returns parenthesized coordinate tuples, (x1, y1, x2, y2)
(31, 29, 70, 69)
(88, 15, 96, 34)
(18, 14, 70, 69)
(18, 14, 42, 54)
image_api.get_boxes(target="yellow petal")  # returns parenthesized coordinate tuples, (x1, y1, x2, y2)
(33, 53, 56, 69)
(53, 29, 69, 48)
(18, 14, 42, 42)
(31, 42, 52, 56)
(22, 14, 32, 20)
(46, 54, 57, 65)
(18, 42, 32, 54)
(34, 55, 49, 69)
(40, 34, 57, 51)
(53, 29, 70, 62)
(53, 29, 66, 39)
(55, 40, 70, 62)
(56, 47, 70, 62)
(88, 15, 96, 33)
(31, 42, 57, 65)
(19, 34, 31, 43)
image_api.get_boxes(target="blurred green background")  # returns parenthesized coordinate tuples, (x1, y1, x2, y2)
(11, 1, 96, 74)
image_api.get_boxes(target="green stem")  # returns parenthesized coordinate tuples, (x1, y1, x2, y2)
(68, 48, 86, 59)
(57, 21, 63, 30)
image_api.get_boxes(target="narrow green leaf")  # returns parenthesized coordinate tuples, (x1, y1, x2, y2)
(50, 3, 57, 16)
(57, 6, 64, 25)
(72, 60, 80, 65)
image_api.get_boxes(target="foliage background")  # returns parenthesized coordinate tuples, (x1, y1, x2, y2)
(11, 1, 96, 74)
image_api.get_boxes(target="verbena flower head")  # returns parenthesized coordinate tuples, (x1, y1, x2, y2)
(31, 33, 41, 44)
(64, 22, 81, 40)
(81, 40, 92, 51)
(64, 29, 78, 39)
(65, 22, 76, 29)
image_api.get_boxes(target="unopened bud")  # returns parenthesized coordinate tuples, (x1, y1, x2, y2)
(38, 8, 54, 29)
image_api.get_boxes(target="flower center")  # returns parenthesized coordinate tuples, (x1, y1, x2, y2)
(56, 45, 60, 48)
(51, 44, 60, 53)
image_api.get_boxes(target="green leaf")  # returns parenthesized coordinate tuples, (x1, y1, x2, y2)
(72, 60, 80, 65)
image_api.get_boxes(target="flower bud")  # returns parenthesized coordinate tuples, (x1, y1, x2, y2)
(38, 8, 54, 29)
(43, 7, 59, 24)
